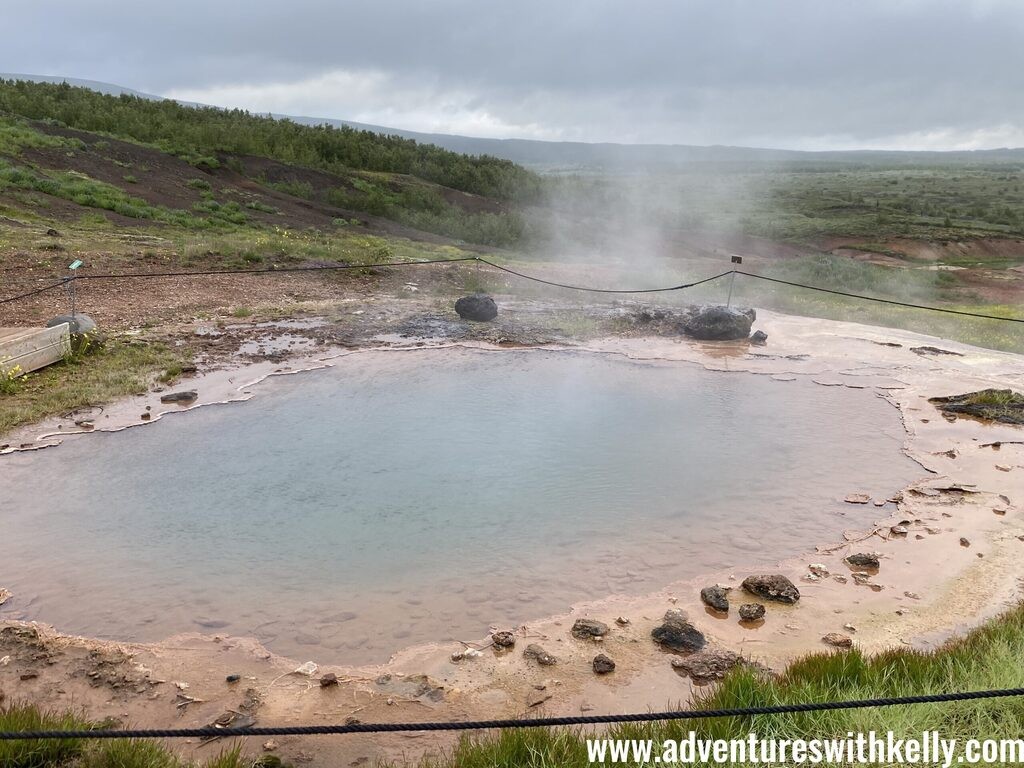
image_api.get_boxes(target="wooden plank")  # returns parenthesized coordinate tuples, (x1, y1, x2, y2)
(0, 324, 70, 376)
(0, 327, 35, 344)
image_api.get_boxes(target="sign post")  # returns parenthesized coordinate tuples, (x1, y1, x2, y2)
(727, 255, 742, 307)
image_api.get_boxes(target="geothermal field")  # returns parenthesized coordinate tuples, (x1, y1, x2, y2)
(1, 74, 1023, 768)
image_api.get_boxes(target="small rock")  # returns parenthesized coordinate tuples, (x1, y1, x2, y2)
(741, 574, 800, 604)
(671, 648, 743, 684)
(651, 610, 706, 652)
(749, 330, 768, 345)
(833, 575, 848, 584)
(160, 390, 198, 404)
(822, 632, 853, 648)
(20, 672, 39, 681)
(614, 616, 630, 626)
(140, 413, 151, 421)
(890, 525, 909, 536)
(319, 673, 339, 687)
(262, 740, 279, 752)
(570, 618, 609, 640)
(996, 465, 1012, 472)
(527, 689, 552, 708)
(0, 588, 11, 606)
(844, 494, 871, 504)
(523, 644, 557, 666)
(845, 553, 880, 569)
(738, 603, 766, 622)
(808, 564, 830, 577)
(700, 585, 729, 613)
(225, 674, 240, 684)
(904, 592, 921, 600)
(960, 537, 971, 548)
(46, 228, 60, 237)
(592, 654, 616, 674)
(491, 631, 516, 649)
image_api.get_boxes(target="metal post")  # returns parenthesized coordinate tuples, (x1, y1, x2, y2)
(67, 259, 83, 317)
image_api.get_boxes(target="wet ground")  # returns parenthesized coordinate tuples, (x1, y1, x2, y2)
(1, 305, 1023, 767)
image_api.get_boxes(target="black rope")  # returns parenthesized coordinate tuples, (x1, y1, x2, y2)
(737, 271, 1024, 324)
(475, 258, 733, 294)
(1, 687, 1022, 741)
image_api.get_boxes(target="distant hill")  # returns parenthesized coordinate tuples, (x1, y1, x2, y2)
(4, 74, 1024, 171)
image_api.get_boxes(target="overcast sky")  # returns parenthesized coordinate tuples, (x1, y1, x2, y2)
(5, 0, 1024, 150)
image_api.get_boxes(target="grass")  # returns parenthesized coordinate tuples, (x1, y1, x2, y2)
(928, 388, 1024, 424)
(0, 162, 255, 229)
(0, 116, 85, 156)
(546, 166, 1024, 246)
(0, 338, 188, 437)
(0, 701, 251, 768)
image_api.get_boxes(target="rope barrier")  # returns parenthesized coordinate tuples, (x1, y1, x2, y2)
(2, 257, 1022, 325)
(1, 687, 1022, 741)
(736, 271, 1024, 324)
(474, 258, 733, 294)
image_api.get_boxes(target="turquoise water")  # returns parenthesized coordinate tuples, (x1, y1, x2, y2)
(0, 348, 919, 663)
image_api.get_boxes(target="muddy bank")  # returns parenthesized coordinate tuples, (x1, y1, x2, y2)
(1, 308, 1023, 767)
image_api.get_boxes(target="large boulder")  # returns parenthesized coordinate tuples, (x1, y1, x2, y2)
(679, 305, 754, 341)
(47, 313, 97, 336)
(454, 294, 498, 322)
(742, 574, 800, 604)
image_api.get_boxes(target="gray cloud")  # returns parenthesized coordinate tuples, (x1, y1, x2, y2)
(5, 0, 1024, 148)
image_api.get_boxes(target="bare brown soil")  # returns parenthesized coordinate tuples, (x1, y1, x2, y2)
(9, 122, 500, 247)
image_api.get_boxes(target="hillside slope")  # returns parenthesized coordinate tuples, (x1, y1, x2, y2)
(6, 75, 1024, 172)
(0, 82, 535, 248)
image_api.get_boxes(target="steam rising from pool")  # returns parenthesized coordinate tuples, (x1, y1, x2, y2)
(0, 348, 919, 663)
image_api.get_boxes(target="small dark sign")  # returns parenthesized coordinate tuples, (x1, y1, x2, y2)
(731, 255, 743, 264)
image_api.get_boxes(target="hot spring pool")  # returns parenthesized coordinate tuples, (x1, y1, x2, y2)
(0, 348, 920, 663)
